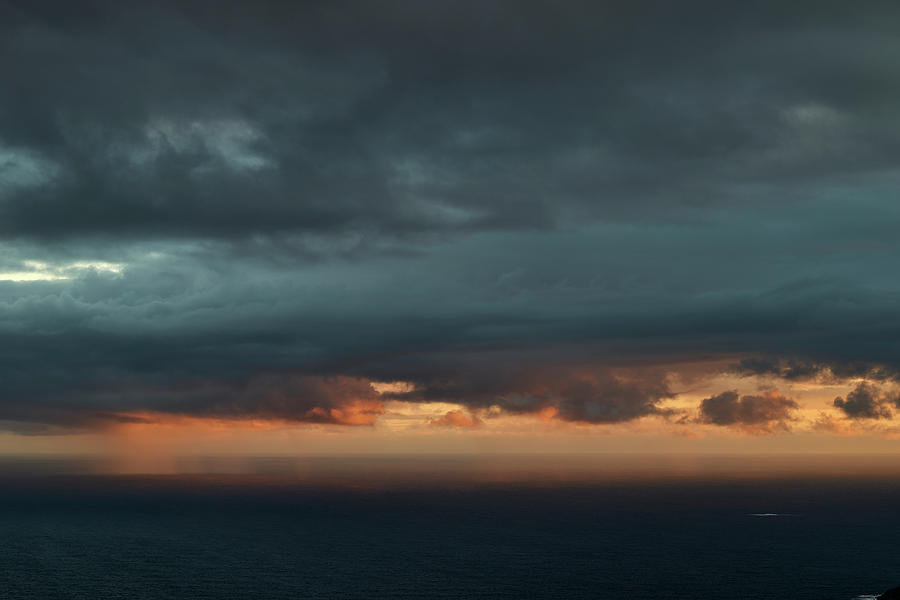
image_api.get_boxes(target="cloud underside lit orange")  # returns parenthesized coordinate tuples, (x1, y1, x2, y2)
(94, 380, 900, 443)
(5, 358, 900, 450)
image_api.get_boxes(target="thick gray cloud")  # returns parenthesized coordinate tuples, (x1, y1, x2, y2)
(0, 0, 899, 431)
(732, 358, 898, 383)
(5, 0, 900, 240)
(833, 382, 897, 420)
(698, 390, 798, 432)
(383, 360, 675, 424)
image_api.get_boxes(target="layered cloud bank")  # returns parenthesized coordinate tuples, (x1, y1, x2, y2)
(1, 1, 900, 440)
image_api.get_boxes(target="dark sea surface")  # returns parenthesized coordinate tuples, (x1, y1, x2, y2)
(0, 454, 898, 599)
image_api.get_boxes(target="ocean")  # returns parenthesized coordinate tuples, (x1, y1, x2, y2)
(0, 454, 897, 599)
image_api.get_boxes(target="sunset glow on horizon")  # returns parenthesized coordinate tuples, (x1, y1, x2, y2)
(3, 366, 900, 460)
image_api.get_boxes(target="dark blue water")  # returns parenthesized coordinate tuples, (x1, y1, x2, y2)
(0, 456, 898, 599)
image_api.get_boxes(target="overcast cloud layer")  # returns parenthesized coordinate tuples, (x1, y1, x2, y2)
(1, 0, 900, 432)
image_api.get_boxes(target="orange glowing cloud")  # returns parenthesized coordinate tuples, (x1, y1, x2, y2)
(304, 398, 384, 426)
(428, 410, 481, 428)
(110, 396, 385, 431)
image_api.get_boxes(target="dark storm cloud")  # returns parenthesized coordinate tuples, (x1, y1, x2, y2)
(119, 374, 385, 425)
(698, 390, 798, 432)
(732, 358, 897, 383)
(832, 382, 898, 420)
(1, 0, 900, 430)
(0, 373, 382, 434)
(383, 360, 676, 424)
(4, 0, 900, 240)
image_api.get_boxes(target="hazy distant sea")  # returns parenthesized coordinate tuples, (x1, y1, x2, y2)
(0, 454, 898, 599)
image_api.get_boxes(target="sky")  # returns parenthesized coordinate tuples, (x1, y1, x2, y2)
(2, 0, 900, 456)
